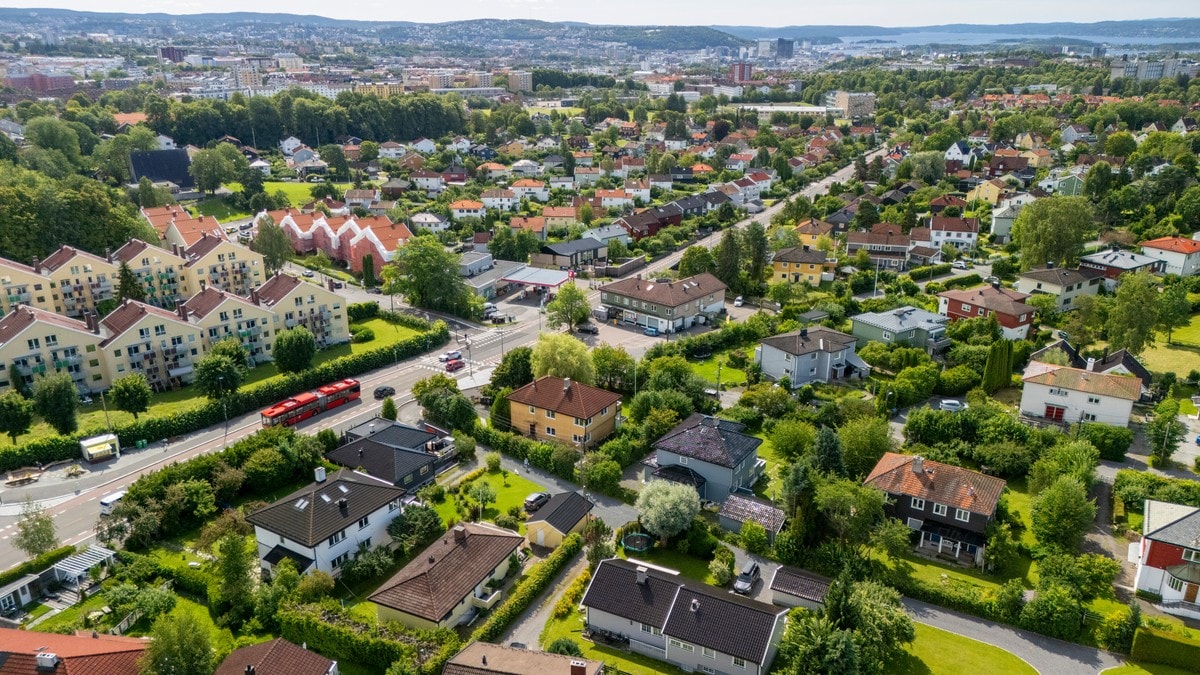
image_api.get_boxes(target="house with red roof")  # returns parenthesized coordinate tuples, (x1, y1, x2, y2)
(0, 628, 146, 675)
(937, 282, 1037, 339)
(1140, 236, 1200, 277)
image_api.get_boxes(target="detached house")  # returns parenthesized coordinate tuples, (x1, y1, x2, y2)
(507, 376, 622, 449)
(865, 453, 1006, 567)
(755, 327, 869, 387)
(937, 283, 1036, 339)
(214, 638, 337, 675)
(1014, 264, 1104, 311)
(771, 245, 835, 285)
(1135, 500, 1200, 620)
(1019, 365, 1141, 427)
(1140, 236, 1200, 277)
(444, 643, 603, 675)
(247, 468, 407, 578)
(1079, 247, 1164, 290)
(851, 306, 952, 354)
(450, 200, 485, 221)
(581, 558, 788, 675)
(525, 491, 594, 549)
(644, 413, 765, 502)
(910, 217, 979, 252)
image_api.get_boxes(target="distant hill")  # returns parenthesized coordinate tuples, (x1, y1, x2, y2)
(713, 19, 1200, 41)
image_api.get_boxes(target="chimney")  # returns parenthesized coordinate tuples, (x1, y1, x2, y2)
(1046, 261, 1055, 269)
(453, 524, 467, 542)
(912, 456, 924, 474)
(1087, 357, 1097, 372)
(245, 667, 256, 675)
(250, 288, 260, 305)
(800, 328, 808, 338)
(91, 311, 101, 335)
(1103, 347, 1109, 362)
(31, 256, 40, 274)
(563, 377, 571, 392)
(314, 466, 326, 483)
(636, 565, 648, 585)
(991, 280, 1000, 290)
(328, 278, 335, 292)
(570, 661, 588, 675)
(105, 247, 112, 264)
(482, 655, 488, 666)
(802, 244, 810, 251)
(172, 243, 180, 257)
(690, 598, 700, 613)
(200, 279, 206, 290)
(337, 497, 348, 511)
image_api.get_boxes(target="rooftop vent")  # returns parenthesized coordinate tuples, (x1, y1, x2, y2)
(314, 466, 326, 483)
(690, 598, 700, 612)
(35, 654, 58, 668)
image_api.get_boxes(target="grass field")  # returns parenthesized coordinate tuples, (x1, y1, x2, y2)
(262, 180, 358, 206)
(618, 546, 719, 585)
(434, 470, 544, 531)
(752, 433, 785, 502)
(690, 352, 748, 388)
(897, 623, 1036, 674)
(1103, 664, 1197, 675)
(191, 197, 252, 221)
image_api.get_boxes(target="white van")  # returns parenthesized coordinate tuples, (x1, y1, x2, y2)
(99, 490, 126, 516)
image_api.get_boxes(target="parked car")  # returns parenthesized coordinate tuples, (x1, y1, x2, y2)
(373, 385, 396, 399)
(366, 287, 382, 295)
(734, 296, 745, 307)
(643, 326, 659, 336)
(732, 560, 760, 595)
(332, 281, 344, 289)
(524, 492, 551, 512)
(439, 350, 462, 362)
(1056, 330, 1070, 340)
(302, 270, 315, 278)
(952, 260, 968, 269)
(445, 359, 466, 372)
(575, 323, 599, 334)
(939, 399, 968, 412)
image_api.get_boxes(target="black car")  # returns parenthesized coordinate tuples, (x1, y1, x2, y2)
(524, 492, 551, 512)
(373, 385, 396, 399)
(732, 560, 760, 595)
(367, 287, 383, 295)
(575, 323, 599, 334)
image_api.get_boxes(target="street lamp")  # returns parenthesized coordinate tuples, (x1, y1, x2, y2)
(218, 375, 229, 448)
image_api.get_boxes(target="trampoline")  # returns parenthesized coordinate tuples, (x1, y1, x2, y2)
(621, 533, 652, 552)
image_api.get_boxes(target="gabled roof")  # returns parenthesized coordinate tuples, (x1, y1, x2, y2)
(183, 232, 235, 265)
(326, 438, 433, 485)
(0, 305, 95, 347)
(1144, 499, 1200, 549)
(40, 245, 113, 273)
(369, 522, 522, 622)
(444, 642, 601, 675)
(112, 238, 182, 266)
(772, 246, 830, 265)
(543, 237, 605, 256)
(246, 469, 405, 547)
(759, 327, 855, 357)
(507, 376, 621, 419)
(254, 273, 305, 306)
(180, 286, 260, 319)
(770, 566, 831, 604)
(526, 491, 593, 534)
(99, 300, 190, 345)
(213, 638, 334, 675)
(1141, 236, 1200, 255)
(654, 413, 761, 469)
(718, 494, 786, 534)
(937, 285, 1034, 317)
(600, 272, 726, 308)
(864, 452, 1006, 517)
(1018, 266, 1104, 287)
(1080, 248, 1161, 271)
(0, 627, 146, 675)
(1021, 366, 1142, 400)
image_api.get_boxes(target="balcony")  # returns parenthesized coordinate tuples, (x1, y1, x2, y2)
(925, 335, 953, 352)
(471, 588, 502, 610)
(15, 362, 47, 377)
(6, 291, 30, 303)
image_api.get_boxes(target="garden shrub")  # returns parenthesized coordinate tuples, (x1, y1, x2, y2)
(349, 325, 375, 343)
(1130, 625, 1200, 669)
(1079, 423, 1134, 462)
(471, 534, 582, 643)
(552, 569, 592, 619)
(280, 602, 458, 675)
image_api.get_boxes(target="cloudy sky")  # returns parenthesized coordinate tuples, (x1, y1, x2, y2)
(5, 0, 1198, 26)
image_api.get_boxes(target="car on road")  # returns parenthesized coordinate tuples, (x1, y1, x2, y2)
(373, 385, 396, 399)
(575, 322, 599, 334)
(939, 399, 968, 412)
(302, 270, 315, 278)
(445, 359, 466, 372)
(366, 287, 382, 294)
(734, 296, 745, 307)
(643, 326, 659, 336)
(439, 350, 462, 362)
(732, 560, 760, 595)
(952, 260, 968, 269)
(524, 492, 551, 512)
(332, 281, 344, 289)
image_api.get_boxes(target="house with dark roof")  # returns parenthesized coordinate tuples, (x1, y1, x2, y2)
(342, 418, 456, 467)
(769, 565, 831, 611)
(444, 642, 603, 675)
(246, 468, 406, 578)
(599, 272, 726, 335)
(1019, 365, 1141, 427)
(1134, 499, 1200, 620)
(507, 376, 622, 449)
(326, 438, 436, 491)
(525, 491, 594, 549)
(755, 326, 867, 387)
(937, 283, 1036, 340)
(1014, 264, 1104, 311)
(718, 494, 786, 543)
(865, 453, 1006, 567)
(214, 638, 336, 675)
(0, 627, 146, 674)
(129, 149, 194, 190)
(581, 558, 788, 675)
(530, 237, 607, 270)
(370, 522, 523, 629)
(644, 413, 764, 502)
(770, 245, 835, 285)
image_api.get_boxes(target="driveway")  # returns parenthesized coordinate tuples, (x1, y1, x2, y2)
(495, 454, 639, 529)
(726, 542, 781, 604)
(502, 553, 587, 649)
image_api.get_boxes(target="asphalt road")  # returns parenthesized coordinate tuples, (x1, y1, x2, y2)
(0, 148, 883, 572)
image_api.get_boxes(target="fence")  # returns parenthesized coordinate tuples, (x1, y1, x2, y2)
(109, 580, 173, 635)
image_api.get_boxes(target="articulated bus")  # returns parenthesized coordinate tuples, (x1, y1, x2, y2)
(259, 378, 362, 427)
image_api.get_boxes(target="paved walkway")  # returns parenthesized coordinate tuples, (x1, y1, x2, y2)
(902, 598, 1124, 674)
(502, 553, 587, 649)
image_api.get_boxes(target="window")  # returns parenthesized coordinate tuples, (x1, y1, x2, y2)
(546, 410, 556, 420)
(640, 623, 662, 636)
(961, 303, 971, 312)
(404, 475, 413, 485)
(1083, 413, 1097, 422)
(529, 406, 536, 414)
(668, 639, 694, 653)
(358, 516, 370, 529)
(702, 647, 716, 659)
(733, 657, 747, 669)
(546, 427, 556, 437)
(602, 406, 609, 415)
(699, 668, 715, 675)
(678, 456, 689, 465)
(138, 328, 150, 339)
(955, 508, 970, 522)
(575, 417, 587, 426)
(1169, 575, 1184, 592)
(1184, 549, 1200, 563)
(154, 324, 166, 336)
(933, 503, 948, 517)
(882, 331, 892, 340)
(1087, 396, 1101, 405)
(388, 499, 400, 512)
(328, 530, 346, 546)
(911, 497, 925, 511)
(27, 338, 40, 350)
(45, 335, 58, 346)
(219, 311, 229, 322)
(332, 552, 350, 568)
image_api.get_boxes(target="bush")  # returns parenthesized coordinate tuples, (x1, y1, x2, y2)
(683, 519, 720, 560)
(552, 569, 592, 619)
(942, 273, 982, 290)
(473, 425, 575, 480)
(1114, 469, 1200, 511)
(1019, 585, 1083, 641)
(739, 521, 769, 555)
(484, 452, 502, 472)
(280, 602, 458, 675)
(350, 325, 376, 343)
(1095, 604, 1140, 654)
(1131, 625, 1200, 669)
(348, 302, 381, 322)
(1080, 423, 1134, 462)
(471, 533, 583, 643)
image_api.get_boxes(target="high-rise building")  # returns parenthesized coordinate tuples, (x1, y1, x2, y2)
(157, 45, 189, 63)
(507, 70, 533, 92)
(427, 72, 455, 89)
(776, 38, 795, 60)
(730, 62, 753, 83)
(757, 38, 774, 58)
(824, 90, 877, 119)
(1110, 58, 1198, 81)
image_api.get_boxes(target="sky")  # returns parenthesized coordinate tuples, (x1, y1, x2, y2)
(3, 0, 1199, 27)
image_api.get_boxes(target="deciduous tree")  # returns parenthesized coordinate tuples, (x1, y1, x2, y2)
(0, 391, 34, 443)
(273, 326, 317, 374)
(1157, 282, 1191, 345)
(250, 215, 293, 274)
(678, 245, 716, 278)
(1106, 270, 1159, 355)
(109, 372, 152, 420)
(32, 372, 78, 435)
(545, 281, 590, 330)
(194, 353, 244, 400)
(383, 236, 478, 318)
(1011, 196, 1094, 270)
(636, 480, 700, 546)
(1031, 476, 1096, 551)
(531, 332, 595, 384)
(138, 611, 213, 675)
(15, 496, 57, 557)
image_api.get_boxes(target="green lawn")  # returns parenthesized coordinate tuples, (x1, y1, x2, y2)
(752, 433, 785, 502)
(1003, 477, 1039, 550)
(897, 623, 1036, 675)
(618, 546, 718, 586)
(690, 353, 748, 388)
(191, 197, 252, 221)
(540, 604, 689, 675)
(126, 596, 240, 658)
(434, 470, 544, 532)
(1103, 664, 1197, 675)
(1139, 333, 1200, 377)
(260, 181, 358, 207)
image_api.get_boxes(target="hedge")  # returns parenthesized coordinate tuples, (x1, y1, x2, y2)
(1131, 625, 1200, 670)
(890, 573, 1001, 622)
(1114, 469, 1200, 512)
(280, 602, 459, 675)
(473, 424, 575, 481)
(0, 545, 75, 588)
(1079, 423, 1134, 462)
(906, 262, 953, 281)
(553, 568, 592, 619)
(472, 533, 583, 643)
(941, 273, 983, 290)
(0, 319, 449, 472)
(113, 551, 211, 601)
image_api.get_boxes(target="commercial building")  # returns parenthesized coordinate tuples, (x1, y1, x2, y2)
(507, 71, 533, 93)
(824, 90, 877, 119)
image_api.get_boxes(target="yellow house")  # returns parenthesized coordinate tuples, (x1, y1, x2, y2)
(0, 258, 54, 316)
(525, 491, 594, 549)
(506, 376, 622, 449)
(182, 234, 266, 298)
(369, 523, 523, 630)
(794, 218, 836, 248)
(772, 245, 836, 286)
(181, 287, 277, 365)
(0, 305, 105, 394)
(966, 178, 1008, 206)
(1021, 148, 1054, 169)
(39, 246, 120, 320)
(112, 239, 192, 310)
(100, 300, 205, 392)
(254, 273, 350, 348)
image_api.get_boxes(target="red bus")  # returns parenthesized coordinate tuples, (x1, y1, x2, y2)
(260, 378, 362, 427)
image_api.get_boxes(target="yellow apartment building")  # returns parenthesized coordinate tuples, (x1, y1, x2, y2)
(38, 246, 120, 320)
(0, 258, 54, 316)
(0, 305, 106, 394)
(182, 234, 266, 298)
(100, 300, 205, 392)
(254, 273, 350, 348)
(112, 239, 191, 310)
(506, 376, 622, 449)
(182, 287, 277, 365)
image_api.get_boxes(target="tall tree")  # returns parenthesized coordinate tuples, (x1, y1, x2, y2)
(383, 237, 478, 317)
(714, 228, 742, 288)
(531, 333, 596, 384)
(837, 416, 894, 479)
(545, 281, 590, 330)
(1106, 270, 1159, 355)
(814, 426, 846, 477)
(1011, 196, 1094, 270)
(116, 260, 146, 303)
(981, 339, 1013, 394)
(678, 245, 716, 278)
(491, 347, 534, 390)
(636, 480, 700, 546)
(1157, 282, 1191, 345)
(14, 496, 57, 557)
(1031, 476, 1096, 551)
(0, 391, 34, 443)
(743, 221, 770, 286)
(109, 372, 152, 420)
(250, 215, 293, 275)
(273, 326, 317, 374)
(32, 372, 78, 435)
(138, 611, 213, 675)
(592, 344, 635, 391)
(1147, 396, 1186, 467)
(380, 396, 398, 420)
(215, 532, 254, 625)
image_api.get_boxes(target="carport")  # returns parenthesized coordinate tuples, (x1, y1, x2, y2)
(53, 545, 115, 585)
(500, 267, 572, 290)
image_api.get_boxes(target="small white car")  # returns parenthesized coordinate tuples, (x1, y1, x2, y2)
(939, 399, 968, 412)
(952, 260, 968, 270)
(733, 296, 744, 307)
(439, 350, 463, 362)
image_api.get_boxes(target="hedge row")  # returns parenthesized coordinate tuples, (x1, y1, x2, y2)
(1114, 469, 1200, 512)
(471, 533, 583, 643)
(0, 319, 449, 472)
(552, 568, 592, 619)
(114, 550, 210, 600)
(889, 574, 1002, 623)
(280, 603, 460, 675)
(0, 545, 75, 588)
(1131, 625, 1200, 670)
(941, 273, 983, 290)
(906, 263, 953, 280)
(473, 424, 575, 481)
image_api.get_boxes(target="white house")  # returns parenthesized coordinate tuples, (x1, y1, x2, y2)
(246, 468, 406, 578)
(379, 141, 405, 159)
(1014, 264, 1104, 311)
(449, 200, 485, 221)
(1019, 365, 1141, 427)
(249, 158, 272, 177)
(279, 136, 304, 156)
(410, 212, 450, 233)
(481, 188, 518, 212)
(1141, 236, 1200, 277)
(410, 170, 445, 194)
(410, 137, 437, 154)
(1134, 499, 1200, 620)
(943, 140, 973, 166)
(511, 159, 541, 176)
(156, 134, 177, 150)
(755, 327, 870, 387)
(448, 136, 472, 153)
(511, 179, 550, 202)
(910, 217, 979, 252)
